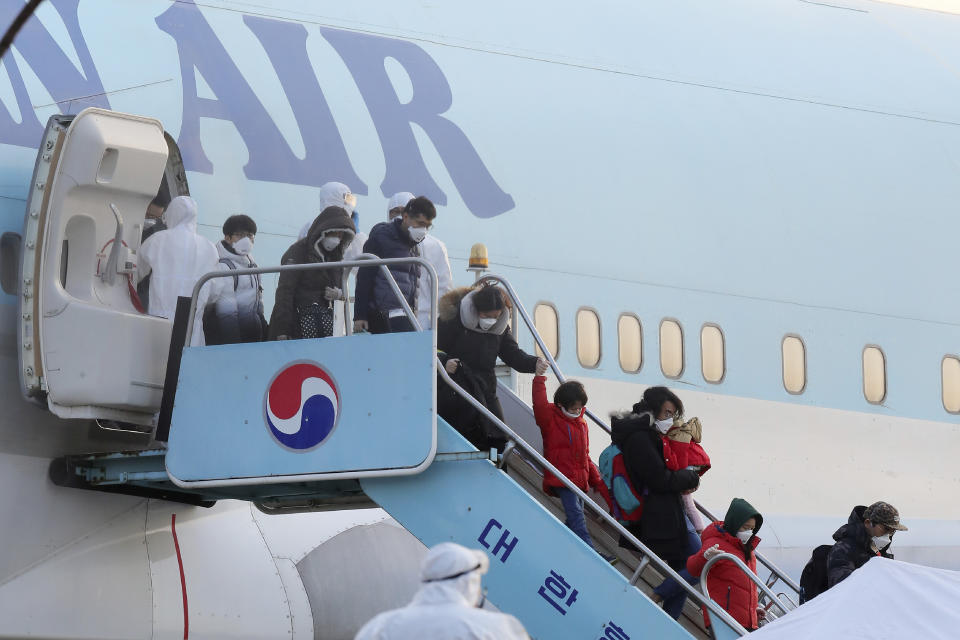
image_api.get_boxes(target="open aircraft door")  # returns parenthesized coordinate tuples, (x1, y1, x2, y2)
(19, 108, 185, 426)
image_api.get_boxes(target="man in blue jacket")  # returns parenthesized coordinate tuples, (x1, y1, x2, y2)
(353, 196, 436, 333)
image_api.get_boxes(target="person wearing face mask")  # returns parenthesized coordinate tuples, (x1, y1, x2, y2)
(387, 192, 454, 329)
(436, 283, 544, 452)
(354, 196, 436, 334)
(354, 542, 529, 640)
(204, 214, 267, 345)
(610, 387, 700, 567)
(826, 501, 907, 590)
(686, 498, 764, 631)
(269, 206, 355, 340)
(531, 365, 612, 553)
(137, 196, 220, 346)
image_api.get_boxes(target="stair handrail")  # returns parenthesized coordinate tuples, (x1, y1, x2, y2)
(184, 255, 436, 345)
(699, 551, 795, 625)
(692, 502, 802, 596)
(477, 273, 801, 602)
(436, 362, 749, 638)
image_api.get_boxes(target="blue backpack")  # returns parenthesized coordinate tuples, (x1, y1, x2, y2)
(598, 444, 645, 525)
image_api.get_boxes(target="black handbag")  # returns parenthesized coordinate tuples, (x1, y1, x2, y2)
(298, 302, 335, 338)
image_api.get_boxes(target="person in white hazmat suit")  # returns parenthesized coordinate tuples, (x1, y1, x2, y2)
(354, 542, 529, 640)
(138, 196, 220, 346)
(298, 182, 365, 335)
(386, 192, 454, 329)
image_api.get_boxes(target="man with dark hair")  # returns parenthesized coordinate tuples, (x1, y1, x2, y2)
(827, 501, 907, 588)
(204, 214, 266, 344)
(354, 196, 437, 333)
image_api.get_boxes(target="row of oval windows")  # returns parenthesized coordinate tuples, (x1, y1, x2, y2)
(532, 304, 960, 414)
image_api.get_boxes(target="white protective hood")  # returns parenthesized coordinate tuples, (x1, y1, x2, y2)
(752, 558, 960, 639)
(138, 196, 220, 345)
(354, 543, 528, 640)
(298, 182, 356, 239)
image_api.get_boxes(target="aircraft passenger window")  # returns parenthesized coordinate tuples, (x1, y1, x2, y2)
(576, 308, 601, 368)
(0, 233, 21, 295)
(700, 324, 725, 383)
(862, 346, 886, 404)
(782, 335, 806, 394)
(533, 303, 559, 359)
(942, 356, 960, 414)
(659, 319, 684, 378)
(617, 314, 643, 373)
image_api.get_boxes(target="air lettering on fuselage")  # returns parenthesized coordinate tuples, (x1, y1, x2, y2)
(0, 0, 513, 218)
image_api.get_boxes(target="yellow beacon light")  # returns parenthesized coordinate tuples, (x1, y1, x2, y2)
(469, 243, 489, 270)
(467, 243, 489, 281)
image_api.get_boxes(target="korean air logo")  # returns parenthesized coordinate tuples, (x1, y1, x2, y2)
(265, 362, 340, 451)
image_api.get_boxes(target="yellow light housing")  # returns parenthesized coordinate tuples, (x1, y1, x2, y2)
(468, 243, 489, 270)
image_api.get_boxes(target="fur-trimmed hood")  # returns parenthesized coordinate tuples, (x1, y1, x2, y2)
(438, 286, 508, 335)
(609, 410, 654, 448)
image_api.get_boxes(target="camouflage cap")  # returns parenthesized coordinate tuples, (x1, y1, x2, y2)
(865, 501, 908, 531)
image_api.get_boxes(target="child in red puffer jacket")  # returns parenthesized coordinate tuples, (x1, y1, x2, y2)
(532, 361, 610, 551)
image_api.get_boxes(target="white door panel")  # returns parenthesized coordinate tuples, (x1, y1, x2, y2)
(20, 108, 176, 424)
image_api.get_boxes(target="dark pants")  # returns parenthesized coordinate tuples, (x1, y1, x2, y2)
(388, 314, 415, 333)
(652, 516, 703, 619)
(556, 487, 594, 549)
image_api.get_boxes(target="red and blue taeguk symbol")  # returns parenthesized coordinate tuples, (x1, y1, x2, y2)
(265, 362, 340, 451)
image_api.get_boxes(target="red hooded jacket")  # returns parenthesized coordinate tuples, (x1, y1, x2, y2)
(687, 521, 761, 630)
(532, 376, 605, 496)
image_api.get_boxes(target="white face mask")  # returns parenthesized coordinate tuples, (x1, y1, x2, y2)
(736, 530, 753, 544)
(561, 406, 582, 419)
(655, 418, 674, 434)
(408, 226, 428, 243)
(321, 236, 341, 251)
(872, 534, 891, 549)
(232, 237, 253, 255)
(478, 317, 498, 330)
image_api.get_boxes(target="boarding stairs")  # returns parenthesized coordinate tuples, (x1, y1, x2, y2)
(49, 259, 798, 639)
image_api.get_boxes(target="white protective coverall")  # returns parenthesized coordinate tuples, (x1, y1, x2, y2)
(415, 233, 454, 329)
(138, 196, 220, 345)
(354, 543, 529, 640)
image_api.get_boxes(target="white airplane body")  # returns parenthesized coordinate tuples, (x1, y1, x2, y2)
(0, 0, 958, 637)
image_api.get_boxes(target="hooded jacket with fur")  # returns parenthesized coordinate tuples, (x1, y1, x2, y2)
(269, 206, 355, 339)
(437, 287, 539, 393)
(610, 409, 700, 563)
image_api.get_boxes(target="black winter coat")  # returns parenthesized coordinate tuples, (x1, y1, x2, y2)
(268, 207, 355, 340)
(610, 412, 700, 565)
(436, 288, 539, 397)
(354, 219, 420, 322)
(826, 505, 893, 588)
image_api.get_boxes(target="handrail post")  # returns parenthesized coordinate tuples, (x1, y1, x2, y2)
(700, 552, 793, 621)
(436, 362, 749, 637)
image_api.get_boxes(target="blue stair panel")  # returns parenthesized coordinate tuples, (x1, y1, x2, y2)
(362, 421, 698, 640)
(166, 332, 436, 484)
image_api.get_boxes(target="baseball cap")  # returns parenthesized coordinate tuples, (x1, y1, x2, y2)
(865, 501, 908, 531)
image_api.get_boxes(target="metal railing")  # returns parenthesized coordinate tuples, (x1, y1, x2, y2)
(693, 502, 801, 598)
(700, 552, 796, 628)
(184, 255, 436, 344)
(475, 273, 800, 607)
(435, 362, 748, 636)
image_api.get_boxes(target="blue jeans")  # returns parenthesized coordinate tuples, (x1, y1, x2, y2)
(652, 516, 702, 619)
(555, 487, 594, 549)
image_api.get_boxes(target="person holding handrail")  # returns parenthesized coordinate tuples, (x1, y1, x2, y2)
(269, 206, 355, 340)
(437, 283, 545, 452)
(686, 497, 764, 632)
(531, 361, 612, 554)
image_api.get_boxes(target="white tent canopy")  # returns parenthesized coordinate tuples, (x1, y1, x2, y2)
(753, 557, 960, 639)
